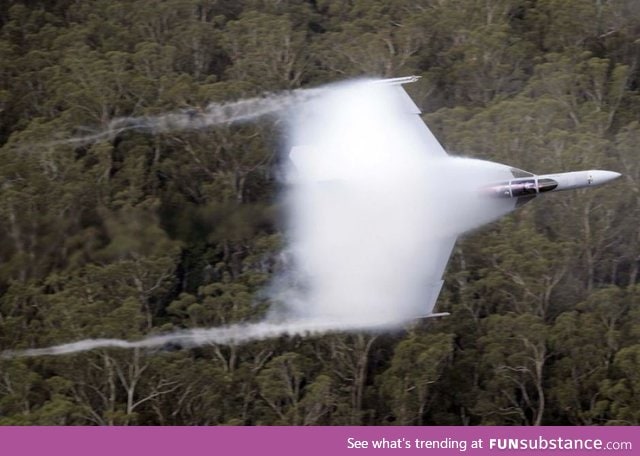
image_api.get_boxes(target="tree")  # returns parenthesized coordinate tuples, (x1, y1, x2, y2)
(223, 11, 310, 89)
(475, 314, 551, 425)
(379, 332, 453, 425)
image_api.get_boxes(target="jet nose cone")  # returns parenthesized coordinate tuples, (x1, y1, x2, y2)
(591, 170, 622, 186)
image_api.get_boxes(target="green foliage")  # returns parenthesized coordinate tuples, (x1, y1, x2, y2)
(0, 0, 639, 425)
(379, 332, 454, 425)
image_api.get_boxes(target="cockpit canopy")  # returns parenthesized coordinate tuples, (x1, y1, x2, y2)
(482, 176, 559, 199)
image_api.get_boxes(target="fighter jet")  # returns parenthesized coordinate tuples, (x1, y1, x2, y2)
(289, 76, 621, 320)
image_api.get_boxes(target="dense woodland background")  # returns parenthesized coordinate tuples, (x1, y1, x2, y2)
(1, 0, 640, 425)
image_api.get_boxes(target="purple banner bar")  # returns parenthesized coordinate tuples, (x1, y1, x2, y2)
(0, 426, 637, 455)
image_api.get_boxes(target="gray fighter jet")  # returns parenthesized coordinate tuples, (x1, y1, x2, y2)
(290, 76, 621, 320)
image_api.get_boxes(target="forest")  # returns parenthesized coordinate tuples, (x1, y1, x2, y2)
(0, 0, 639, 425)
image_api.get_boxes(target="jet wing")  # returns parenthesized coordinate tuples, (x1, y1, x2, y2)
(374, 76, 449, 159)
(289, 76, 454, 319)
(421, 236, 456, 318)
(289, 76, 448, 180)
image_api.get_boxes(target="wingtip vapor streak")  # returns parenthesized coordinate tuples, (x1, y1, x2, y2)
(289, 75, 621, 320)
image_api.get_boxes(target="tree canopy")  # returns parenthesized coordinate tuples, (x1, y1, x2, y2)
(1, 0, 639, 425)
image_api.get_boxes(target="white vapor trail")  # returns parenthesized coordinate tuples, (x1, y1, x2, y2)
(1, 318, 392, 358)
(44, 87, 322, 147)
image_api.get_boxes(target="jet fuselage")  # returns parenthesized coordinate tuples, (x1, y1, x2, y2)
(483, 169, 621, 204)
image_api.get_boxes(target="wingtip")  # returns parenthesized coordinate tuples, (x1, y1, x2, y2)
(372, 75, 422, 86)
(415, 312, 450, 319)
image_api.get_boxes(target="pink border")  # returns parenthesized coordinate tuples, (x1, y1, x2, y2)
(0, 426, 637, 455)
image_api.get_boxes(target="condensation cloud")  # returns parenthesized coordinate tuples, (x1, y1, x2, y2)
(272, 80, 513, 325)
(2, 79, 515, 358)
